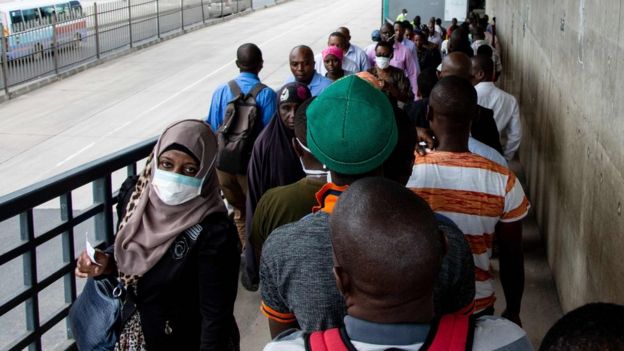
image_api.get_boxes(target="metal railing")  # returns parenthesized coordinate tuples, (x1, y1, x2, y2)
(0, 0, 253, 96)
(0, 137, 156, 350)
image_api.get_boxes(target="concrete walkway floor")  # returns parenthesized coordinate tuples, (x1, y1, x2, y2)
(233, 159, 564, 350)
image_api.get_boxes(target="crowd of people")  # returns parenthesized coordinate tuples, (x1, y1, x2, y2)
(72, 10, 624, 351)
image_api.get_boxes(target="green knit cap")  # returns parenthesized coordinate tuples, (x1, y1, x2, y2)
(307, 75, 398, 175)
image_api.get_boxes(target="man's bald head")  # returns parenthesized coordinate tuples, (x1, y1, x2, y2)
(330, 177, 443, 317)
(440, 52, 473, 80)
(336, 26, 351, 42)
(429, 75, 477, 128)
(471, 54, 494, 83)
(289, 45, 315, 83)
(236, 43, 263, 73)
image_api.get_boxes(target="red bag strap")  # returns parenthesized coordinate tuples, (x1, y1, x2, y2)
(306, 328, 349, 351)
(427, 314, 471, 351)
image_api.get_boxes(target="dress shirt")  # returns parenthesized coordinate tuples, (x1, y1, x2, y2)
(206, 72, 276, 132)
(401, 38, 419, 61)
(345, 43, 370, 72)
(284, 72, 332, 96)
(475, 81, 521, 160)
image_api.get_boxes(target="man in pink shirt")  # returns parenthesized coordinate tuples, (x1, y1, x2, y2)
(367, 22, 420, 99)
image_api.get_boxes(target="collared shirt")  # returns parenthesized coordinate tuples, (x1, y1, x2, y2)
(285, 72, 332, 97)
(314, 53, 359, 76)
(366, 41, 420, 99)
(263, 316, 534, 351)
(401, 38, 419, 61)
(429, 31, 443, 48)
(345, 44, 370, 72)
(475, 82, 521, 160)
(205, 72, 276, 132)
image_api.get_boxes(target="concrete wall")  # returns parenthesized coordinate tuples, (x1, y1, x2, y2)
(486, 0, 624, 312)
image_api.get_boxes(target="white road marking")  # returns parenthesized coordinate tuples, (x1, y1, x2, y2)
(56, 142, 95, 166)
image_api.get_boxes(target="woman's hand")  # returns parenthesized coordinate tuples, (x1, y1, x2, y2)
(75, 249, 111, 278)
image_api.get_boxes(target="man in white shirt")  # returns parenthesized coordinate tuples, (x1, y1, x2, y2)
(336, 26, 370, 72)
(472, 55, 521, 160)
(314, 32, 359, 75)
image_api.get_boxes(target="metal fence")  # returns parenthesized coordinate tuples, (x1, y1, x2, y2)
(0, 138, 156, 350)
(0, 0, 252, 95)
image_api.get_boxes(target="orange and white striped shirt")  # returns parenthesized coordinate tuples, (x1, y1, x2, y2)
(406, 151, 530, 312)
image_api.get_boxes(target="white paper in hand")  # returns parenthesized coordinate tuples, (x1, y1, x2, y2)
(85, 234, 102, 266)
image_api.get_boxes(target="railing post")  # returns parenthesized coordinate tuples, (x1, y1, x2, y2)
(52, 13, 59, 74)
(220, 0, 223, 17)
(180, 0, 184, 31)
(20, 210, 40, 351)
(128, 0, 133, 48)
(94, 2, 101, 59)
(60, 192, 77, 339)
(200, 0, 205, 23)
(93, 176, 114, 243)
(1, 23, 10, 97)
(156, 0, 161, 38)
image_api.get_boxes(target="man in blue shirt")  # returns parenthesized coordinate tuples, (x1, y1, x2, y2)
(285, 45, 332, 96)
(205, 43, 277, 247)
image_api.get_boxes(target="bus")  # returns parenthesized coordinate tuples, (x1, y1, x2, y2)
(0, 0, 87, 60)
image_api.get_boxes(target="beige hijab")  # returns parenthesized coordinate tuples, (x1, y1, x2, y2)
(114, 119, 227, 276)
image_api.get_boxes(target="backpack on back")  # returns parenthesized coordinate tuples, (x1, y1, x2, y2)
(305, 314, 475, 351)
(216, 80, 267, 175)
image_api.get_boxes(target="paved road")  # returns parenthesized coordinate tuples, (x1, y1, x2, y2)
(0, 0, 380, 200)
(0, 0, 381, 349)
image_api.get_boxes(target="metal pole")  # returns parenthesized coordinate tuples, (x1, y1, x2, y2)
(220, 0, 223, 17)
(1, 24, 10, 97)
(128, 0, 133, 48)
(52, 13, 59, 74)
(200, 0, 205, 23)
(180, 0, 184, 31)
(94, 2, 101, 59)
(156, 0, 161, 38)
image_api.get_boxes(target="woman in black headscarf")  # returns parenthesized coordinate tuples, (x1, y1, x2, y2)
(241, 82, 312, 289)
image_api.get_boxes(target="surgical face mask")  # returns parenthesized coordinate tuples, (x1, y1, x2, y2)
(295, 138, 329, 179)
(152, 168, 203, 205)
(375, 56, 391, 69)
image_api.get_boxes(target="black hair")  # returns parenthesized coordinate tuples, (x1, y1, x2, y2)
(435, 18, 442, 25)
(429, 76, 477, 126)
(160, 143, 200, 165)
(375, 41, 394, 55)
(328, 31, 347, 43)
(236, 43, 263, 72)
(331, 177, 443, 301)
(539, 303, 624, 351)
(476, 44, 493, 58)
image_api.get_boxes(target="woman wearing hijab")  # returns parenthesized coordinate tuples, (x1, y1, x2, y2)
(75, 120, 240, 351)
(240, 82, 311, 290)
(321, 46, 353, 81)
(367, 41, 414, 106)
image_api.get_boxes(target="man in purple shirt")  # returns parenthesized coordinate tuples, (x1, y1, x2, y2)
(367, 23, 420, 99)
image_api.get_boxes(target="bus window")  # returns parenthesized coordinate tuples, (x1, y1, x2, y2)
(69, 1, 83, 17)
(9, 10, 23, 25)
(55, 2, 70, 20)
(39, 5, 55, 24)
(22, 8, 40, 22)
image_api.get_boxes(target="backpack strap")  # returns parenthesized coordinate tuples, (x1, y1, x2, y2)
(426, 314, 475, 351)
(228, 80, 242, 97)
(304, 328, 350, 351)
(247, 82, 267, 99)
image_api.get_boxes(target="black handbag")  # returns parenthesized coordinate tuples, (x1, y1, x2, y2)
(69, 276, 124, 350)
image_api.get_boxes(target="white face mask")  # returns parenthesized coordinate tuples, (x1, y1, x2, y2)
(152, 168, 203, 206)
(375, 56, 391, 69)
(295, 138, 329, 179)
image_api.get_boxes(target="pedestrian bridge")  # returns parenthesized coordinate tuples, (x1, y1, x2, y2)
(0, 0, 622, 349)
